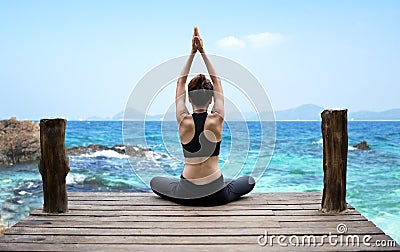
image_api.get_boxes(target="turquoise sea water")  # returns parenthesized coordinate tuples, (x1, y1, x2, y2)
(0, 121, 399, 242)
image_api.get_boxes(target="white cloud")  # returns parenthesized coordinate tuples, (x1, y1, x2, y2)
(245, 32, 284, 48)
(216, 36, 246, 49)
(217, 32, 284, 50)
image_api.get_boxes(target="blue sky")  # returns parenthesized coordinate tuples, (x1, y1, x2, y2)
(0, 0, 399, 120)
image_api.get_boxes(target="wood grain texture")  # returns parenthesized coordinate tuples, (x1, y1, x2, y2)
(0, 192, 398, 251)
(321, 110, 348, 212)
(38, 119, 69, 213)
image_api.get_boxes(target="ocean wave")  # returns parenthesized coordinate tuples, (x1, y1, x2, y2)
(66, 173, 87, 185)
(348, 146, 358, 151)
(312, 138, 323, 145)
(17, 190, 29, 196)
(67, 144, 166, 160)
(145, 151, 166, 160)
(80, 150, 130, 159)
(113, 145, 126, 151)
(26, 182, 35, 189)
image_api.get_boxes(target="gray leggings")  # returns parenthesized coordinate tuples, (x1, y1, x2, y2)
(150, 174, 255, 206)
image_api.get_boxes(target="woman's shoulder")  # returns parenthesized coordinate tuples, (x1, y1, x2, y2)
(207, 111, 224, 123)
(178, 114, 194, 129)
(205, 112, 224, 130)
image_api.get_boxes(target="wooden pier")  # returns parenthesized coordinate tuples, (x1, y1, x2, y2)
(0, 192, 398, 251)
(1, 113, 399, 251)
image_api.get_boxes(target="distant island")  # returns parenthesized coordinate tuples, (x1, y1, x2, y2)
(274, 104, 400, 121)
(8, 104, 398, 121)
(103, 104, 400, 121)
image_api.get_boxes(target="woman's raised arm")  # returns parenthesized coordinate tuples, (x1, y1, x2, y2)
(175, 28, 198, 123)
(194, 28, 224, 117)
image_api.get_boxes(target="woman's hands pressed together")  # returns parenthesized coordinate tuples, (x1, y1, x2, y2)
(191, 27, 204, 54)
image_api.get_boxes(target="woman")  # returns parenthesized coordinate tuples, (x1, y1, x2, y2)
(150, 27, 255, 206)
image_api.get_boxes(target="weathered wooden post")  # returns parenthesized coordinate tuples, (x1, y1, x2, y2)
(320, 109, 348, 212)
(38, 119, 69, 213)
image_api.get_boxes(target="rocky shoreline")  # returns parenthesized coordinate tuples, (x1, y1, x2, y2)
(0, 118, 153, 166)
(0, 117, 40, 166)
(67, 144, 152, 157)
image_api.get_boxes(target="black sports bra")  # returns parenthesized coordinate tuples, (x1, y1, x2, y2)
(181, 112, 221, 158)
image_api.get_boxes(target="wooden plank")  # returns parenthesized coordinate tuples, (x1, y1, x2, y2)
(66, 195, 327, 205)
(25, 215, 279, 222)
(45, 204, 323, 211)
(67, 192, 322, 198)
(0, 243, 398, 252)
(68, 193, 321, 204)
(66, 199, 325, 205)
(278, 220, 375, 228)
(4, 226, 385, 236)
(13, 220, 281, 229)
(65, 196, 347, 208)
(12, 220, 375, 230)
(64, 199, 324, 206)
(273, 209, 361, 216)
(30, 209, 275, 216)
(1, 234, 396, 246)
(25, 214, 368, 223)
(30, 208, 363, 217)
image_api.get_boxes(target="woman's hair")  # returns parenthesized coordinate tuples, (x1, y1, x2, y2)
(187, 74, 213, 107)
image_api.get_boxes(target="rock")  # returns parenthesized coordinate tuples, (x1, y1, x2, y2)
(67, 144, 110, 156)
(67, 144, 152, 158)
(112, 144, 152, 158)
(0, 117, 155, 165)
(353, 140, 370, 150)
(0, 117, 40, 165)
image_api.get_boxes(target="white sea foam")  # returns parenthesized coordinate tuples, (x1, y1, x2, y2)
(348, 146, 358, 151)
(26, 182, 35, 189)
(18, 191, 28, 195)
(82, 150, 129, 159)
(312, 138, 323, 145)
(2, 179, 12, 183)
(152, 152, 162, 160)
(66, 173, 87, 185)
(144, 151, 153, 159)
